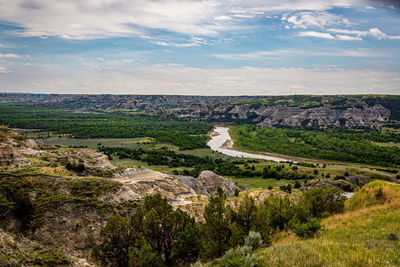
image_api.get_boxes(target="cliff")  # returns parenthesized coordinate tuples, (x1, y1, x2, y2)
(177, 103, 391, 127)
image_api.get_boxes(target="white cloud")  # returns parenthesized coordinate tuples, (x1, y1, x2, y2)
(0, 66, 11, 73)
(0, 0, 361, 40)
(2, 64, 399, 95)
(369, 28, 400, 40)
(369, 28, 388, 39)
(283, 11, 353, 29)
(327, 28, 368, 36)
(335, 34, 362, 40)
(303, 27, 400, 41)
(298, 31, 335, 39)
(0, 53, 21, 58)
(365, 6, 376, 10)
(214, 48, 379, 60)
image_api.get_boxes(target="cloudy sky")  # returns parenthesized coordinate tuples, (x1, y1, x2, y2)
(0, 0, 399, 95)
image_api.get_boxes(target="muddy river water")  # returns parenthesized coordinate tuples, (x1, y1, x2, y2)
(206, 126, 292, 162)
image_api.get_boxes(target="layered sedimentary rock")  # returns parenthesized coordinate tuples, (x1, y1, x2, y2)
(179, 104, 390, 127)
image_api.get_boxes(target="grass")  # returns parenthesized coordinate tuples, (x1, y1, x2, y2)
(257, 180, 400, 267)
(231, 177, 297, 189)
(371, 141, 400, 148)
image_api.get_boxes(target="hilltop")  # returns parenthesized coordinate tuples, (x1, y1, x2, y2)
(0, 94, 399, 127)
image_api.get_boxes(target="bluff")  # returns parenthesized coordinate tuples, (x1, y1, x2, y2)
(177, 103, 391, 127)
(0, 127, 240, 264)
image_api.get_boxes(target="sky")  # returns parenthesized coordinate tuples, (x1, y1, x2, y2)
(0, 0, 399, 95)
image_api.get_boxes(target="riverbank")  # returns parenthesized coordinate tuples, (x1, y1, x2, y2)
(207, 126, 294, 162)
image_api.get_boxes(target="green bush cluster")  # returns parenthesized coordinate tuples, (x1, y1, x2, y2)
(95, 186, 345, 266)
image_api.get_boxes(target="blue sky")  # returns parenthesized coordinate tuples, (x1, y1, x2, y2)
(0, 0, 399, 95)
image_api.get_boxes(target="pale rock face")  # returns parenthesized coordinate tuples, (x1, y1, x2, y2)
(0, 128, 43, 167)
(195, 170, 239, 198)
(179, 104, 391, 127)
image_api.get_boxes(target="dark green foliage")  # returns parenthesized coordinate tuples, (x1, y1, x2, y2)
(257, 195, 294, 232)
(299, 187, 346, 218)
(279, 184, 292, 194)
(203, 187, 243, 258)
(101, 146, 313, 180)
(375, 187, 384, 200)
(231, 124, 400, 167)
(236, 196, 257, 234)
(65, 162, 86, 173)
(95, 194, 201, 267)
(0, 104, 212, 150)
(94, 214, 133, 267)
(13, 190, 34, 231)
(291, 218, 322, 238)
(387, 232, 399, 241)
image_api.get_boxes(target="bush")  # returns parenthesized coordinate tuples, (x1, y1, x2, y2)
(291, 218, 322, 238)
(300, 187, 346, 218)
(375, 187, 384, 200)
(387, 232, 399, 241)
(95, 194, 201, 266)
(211, 246, 258, 267)
(244, 232, 263, 250)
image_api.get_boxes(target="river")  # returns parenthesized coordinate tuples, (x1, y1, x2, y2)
(206, 127, 293, 162)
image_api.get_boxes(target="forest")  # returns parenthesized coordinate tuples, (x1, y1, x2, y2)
(230, 124, 400, 167)
(0, 104, 212, 150)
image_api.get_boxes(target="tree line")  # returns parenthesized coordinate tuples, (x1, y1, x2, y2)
(0, 104, 213, 150)
(230, 125, 400, 167)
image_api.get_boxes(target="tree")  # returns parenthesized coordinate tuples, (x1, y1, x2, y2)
(130, 194, 202, 266)
(299, 187, 346, 218)
(236, 196, 256, 234)
(95, 194, 201, 266)
(94, 214, 133, 267)
(203, 186, 241, 258)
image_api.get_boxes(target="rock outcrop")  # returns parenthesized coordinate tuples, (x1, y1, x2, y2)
(0, 226, 94, 266)
(195, 170, 239, 198)
(0, 127, 43, 167)
(51, 149, 116, 170)
(178, 104, 391, 128)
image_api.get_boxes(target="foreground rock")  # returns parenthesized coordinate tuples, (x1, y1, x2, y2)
(0, 228, 91, 266)
(0, 127, 43, 167)
(195, 170, 239, 198)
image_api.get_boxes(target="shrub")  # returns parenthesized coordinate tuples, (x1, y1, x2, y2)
(291, 218, 322, 238)
(300, 187, 345, 218)
(95, 194, 201, 266)
(211, 246, 258, 267)
(387, 232, 399, 241)
(375, 187, 384, 200)
(244, 232, 263, 250)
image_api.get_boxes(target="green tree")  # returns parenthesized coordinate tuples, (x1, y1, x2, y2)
(95, 194, 201, 266)
(299, 187, 346, 218)
(130, 194, 202, 266)
(203, 186, 242, 258)
(94, 214, 133, 267)
(236, 196, 257, 234)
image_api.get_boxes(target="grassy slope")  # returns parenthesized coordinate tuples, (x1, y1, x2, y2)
(258, 181, 400, 267)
